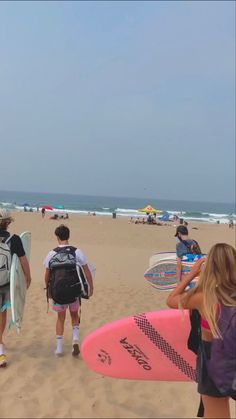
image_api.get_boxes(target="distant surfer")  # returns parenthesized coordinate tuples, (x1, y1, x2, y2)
(43, 225, 94, 357)
(0, 209, 32, 368)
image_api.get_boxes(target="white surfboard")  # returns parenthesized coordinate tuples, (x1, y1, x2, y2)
(88, 261, 96, 278)
(10, 231, 31, 332)
(149, 252, 176, 267)
(145, 254, 205, 291)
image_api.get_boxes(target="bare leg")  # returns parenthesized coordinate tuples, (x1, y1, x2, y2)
(55, 311, 66, 356)
(70, 310, 80, 356)
(201, 395, 230, 418)
(0, 311, 7, 367)
(70, 310, 80, 328)
(56, 310, 66, 336)
(0, 311, 7, 344)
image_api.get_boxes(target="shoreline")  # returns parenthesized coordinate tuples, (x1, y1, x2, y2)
(6, 207, 236, 226)
(0, 190, 235, 225)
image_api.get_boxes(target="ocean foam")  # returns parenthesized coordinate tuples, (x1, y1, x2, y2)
(0, 198, 234, 224)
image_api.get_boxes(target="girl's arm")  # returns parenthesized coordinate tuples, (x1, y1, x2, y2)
(176, 257, 182, 282)
(166, 257, 206, 310)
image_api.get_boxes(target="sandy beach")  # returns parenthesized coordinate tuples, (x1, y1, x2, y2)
(1, 212, 235, 418)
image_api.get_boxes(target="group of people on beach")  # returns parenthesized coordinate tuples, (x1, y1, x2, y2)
(0, 209, 94, 366)
(0, 208, 235, 419)
(129, 215, 171, 226)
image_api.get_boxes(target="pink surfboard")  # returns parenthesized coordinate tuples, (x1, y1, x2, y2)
(81, 309, 196, 382)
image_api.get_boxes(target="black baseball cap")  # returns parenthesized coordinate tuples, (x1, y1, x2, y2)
(174, 225, 189, 237)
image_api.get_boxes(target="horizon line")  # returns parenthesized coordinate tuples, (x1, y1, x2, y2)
(0, 189, 234, 207)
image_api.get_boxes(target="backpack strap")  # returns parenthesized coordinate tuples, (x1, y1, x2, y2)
(179, 238, 193, 252)
(53, 246, 77, 254)
(0, 235, 12, 253)
(5, 235, 12, 245)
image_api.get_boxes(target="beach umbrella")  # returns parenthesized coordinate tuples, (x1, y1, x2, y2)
(54, 204, 65, 210)
(42, 205, 53, 210)
(138, 204, 161, 214)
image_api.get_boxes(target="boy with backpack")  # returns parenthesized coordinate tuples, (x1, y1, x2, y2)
(0, 209, 32, 367)
(44, 224, 93, 357)
(174, 225, 202, 283)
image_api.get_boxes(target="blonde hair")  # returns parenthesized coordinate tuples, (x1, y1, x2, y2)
(185, 243, 236, 337)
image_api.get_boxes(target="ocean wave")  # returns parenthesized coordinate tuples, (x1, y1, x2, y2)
(0, 202, 16, 207)
(166, 210, 186, 216)
(0, 198, 235, 224)
(209, 213, 236, 218)
(116, 208, 140, 213)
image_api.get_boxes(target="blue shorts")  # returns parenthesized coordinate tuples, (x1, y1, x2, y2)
(0, 285, 10, 311)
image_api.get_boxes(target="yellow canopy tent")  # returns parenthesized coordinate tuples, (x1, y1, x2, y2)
(138, 204, 162, 214)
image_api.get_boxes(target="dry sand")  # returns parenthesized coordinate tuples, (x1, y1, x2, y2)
(1, 212, 235, 418)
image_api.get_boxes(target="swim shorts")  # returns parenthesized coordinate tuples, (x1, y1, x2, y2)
(0, 285, 10, 311)
(52, 298, 81, 313)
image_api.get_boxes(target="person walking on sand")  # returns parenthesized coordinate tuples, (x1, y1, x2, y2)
(44, 224, 93, 357)
(41, 207, 45, 218)
(0, 209, 32, 368)
(175, 225, 202, 282)
(167, 243, 236, 418)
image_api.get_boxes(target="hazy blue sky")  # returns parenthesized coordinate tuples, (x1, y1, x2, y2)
(0, 1, 235, 203)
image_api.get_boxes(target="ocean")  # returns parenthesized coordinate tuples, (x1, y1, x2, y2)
(0, 190, 235, 224)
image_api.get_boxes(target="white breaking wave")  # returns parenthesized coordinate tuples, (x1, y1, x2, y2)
(116, 208, 140, 213)
(1, 201, 235, 224)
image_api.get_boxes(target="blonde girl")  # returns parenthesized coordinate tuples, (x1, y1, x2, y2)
(166, 243, 236, 419)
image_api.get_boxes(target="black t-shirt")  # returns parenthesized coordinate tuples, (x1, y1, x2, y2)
(0, 229, 25, 258)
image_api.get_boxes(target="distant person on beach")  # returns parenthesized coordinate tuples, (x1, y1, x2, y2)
(229, 220, 233, 229)
(0, 209, 32, 368)
(147, 214, 151, 224)
(167, 243, 236, 418)
(175, 225, 202, 283)
(43, 224, 94, 357)
(41, 207, 45, 218)
(49, 214, 59, 220)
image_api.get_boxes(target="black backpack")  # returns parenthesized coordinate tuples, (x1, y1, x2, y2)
(182, 239, 202, 255)
(181, 239, 202, 355)
(47, 246, 90, 304)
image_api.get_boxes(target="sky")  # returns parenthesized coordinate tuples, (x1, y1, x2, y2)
(0, 1, 235, 203)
